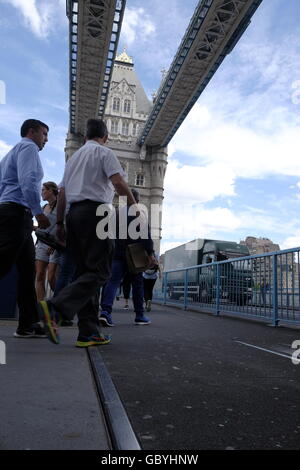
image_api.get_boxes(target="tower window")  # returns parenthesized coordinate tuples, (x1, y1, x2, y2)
(113, 97, 120, 112)
(132, 123, 138, 136)
(124, 99, 131, 113)
(122, 121, 129, 135)
(135, 173, 145, 187)
(111, 120, 119, 134)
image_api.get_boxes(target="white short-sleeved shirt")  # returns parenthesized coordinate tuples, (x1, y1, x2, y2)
(63, 140, 123, 205)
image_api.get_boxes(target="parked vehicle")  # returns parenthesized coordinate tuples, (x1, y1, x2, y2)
(164, 239, 252, 305)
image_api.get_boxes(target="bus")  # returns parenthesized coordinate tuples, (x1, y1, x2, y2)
(163, 239, 252, 305)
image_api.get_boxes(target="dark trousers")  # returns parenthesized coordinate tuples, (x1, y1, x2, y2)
(122, 273, 131, 299)
(0, 203, 39, 330)
(53, 247, 76, 296)
(143, 278, 157, 302)
(51, 201, 114, 337)
(101, 258, 144, 316)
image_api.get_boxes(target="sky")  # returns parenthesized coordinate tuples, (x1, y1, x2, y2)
(0, 0, 300, 255)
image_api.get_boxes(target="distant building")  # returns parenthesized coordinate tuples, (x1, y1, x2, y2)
(240, 236, 298, 291)
(240, 236, 279, 255)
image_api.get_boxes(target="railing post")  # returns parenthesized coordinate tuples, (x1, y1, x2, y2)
(272, 254, 279, 326)
(215, 263, 220, 316)
(184, 269, 188, 310)
(163, 272, 168, 305)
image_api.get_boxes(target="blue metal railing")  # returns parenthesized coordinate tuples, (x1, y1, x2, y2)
(153, 247, 300, 326)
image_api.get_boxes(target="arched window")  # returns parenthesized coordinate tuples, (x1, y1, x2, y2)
(111, 120, 119, 134)
(132, 123, 138, 136)
(122, 121, 129, 135)
(124, 99, 131, 113)
(113, 97, 120, 112)
(135, 173, 145, 187)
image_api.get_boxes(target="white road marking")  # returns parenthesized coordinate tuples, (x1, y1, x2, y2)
(235, 340, 296, 361)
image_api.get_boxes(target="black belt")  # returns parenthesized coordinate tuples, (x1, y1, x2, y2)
(0, 201, 32, 215)
(70, 199, 105, 207)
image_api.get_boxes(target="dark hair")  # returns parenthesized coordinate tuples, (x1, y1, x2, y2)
(43, 181, 58, 196)
(20, 119, 49, 137)
(131, 189, 140, 202)
(86, 119, 108, 139)
(42, 181, 58, 212)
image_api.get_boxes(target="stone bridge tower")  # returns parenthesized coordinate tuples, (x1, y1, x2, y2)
(103, 51, 167, 254)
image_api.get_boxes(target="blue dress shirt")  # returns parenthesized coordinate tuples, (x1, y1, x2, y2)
(0, 138, 43, 216)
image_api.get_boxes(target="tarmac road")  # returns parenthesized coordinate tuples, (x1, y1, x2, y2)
(99, 301, 300, 450)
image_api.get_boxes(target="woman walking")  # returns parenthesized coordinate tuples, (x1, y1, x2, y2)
(143, 255, 161, 312)
(35, 181, 61, 300)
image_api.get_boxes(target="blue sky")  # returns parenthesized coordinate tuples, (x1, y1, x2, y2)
(0, 0, 300, 254)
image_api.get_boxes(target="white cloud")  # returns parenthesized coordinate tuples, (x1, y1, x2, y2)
(159, 27, 300, 251)
(281, 233, 300, 250)
(121, 7, 155, 45)
(164, 157, 235, 204)
(161, 204, 240, 242)
(3, 0, 66, 38)
(171, 103, 300, 182)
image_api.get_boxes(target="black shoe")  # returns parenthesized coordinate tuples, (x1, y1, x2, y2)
(14, 323, 47, 338)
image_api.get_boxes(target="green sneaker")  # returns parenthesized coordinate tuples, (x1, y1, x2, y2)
(75, 334, 112, 348)
(38, 300, 60, 344)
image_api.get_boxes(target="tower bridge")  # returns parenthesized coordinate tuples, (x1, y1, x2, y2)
(138, 0, 263, 148)
(66, 0, 126, 153)
(65, 0, 263, 252)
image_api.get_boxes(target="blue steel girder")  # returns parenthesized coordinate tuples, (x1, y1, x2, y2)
(67, 0, 126, 135)
(138, 0, 263, 148)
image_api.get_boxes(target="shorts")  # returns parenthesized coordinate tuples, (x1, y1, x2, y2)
(35, 241, 61, 264)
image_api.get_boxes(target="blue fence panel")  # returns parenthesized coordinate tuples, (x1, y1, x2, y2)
(153, 247, 300, 326)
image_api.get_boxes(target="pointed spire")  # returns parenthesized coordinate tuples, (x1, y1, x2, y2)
(115, 48, 134, 65)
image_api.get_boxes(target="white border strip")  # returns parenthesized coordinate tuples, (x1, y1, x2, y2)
(235, 340, 293, 360)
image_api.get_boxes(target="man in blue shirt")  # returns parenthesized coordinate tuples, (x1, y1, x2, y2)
(0, 119, 50, 337)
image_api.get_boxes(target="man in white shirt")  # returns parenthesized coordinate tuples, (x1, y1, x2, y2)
(39, 118, 136, 347)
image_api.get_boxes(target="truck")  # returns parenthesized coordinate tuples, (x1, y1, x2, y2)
(163, 239, 252, 305)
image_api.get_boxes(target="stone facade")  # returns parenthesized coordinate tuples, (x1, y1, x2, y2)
(103, 51, 167, 254)
(65, 51, 167, 254)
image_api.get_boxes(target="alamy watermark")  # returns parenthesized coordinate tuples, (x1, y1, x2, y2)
(0, 80, 6, 104)
(0, 340, 6, 365)
(291, 340, 300, 365)
(95, 198, 162, 241)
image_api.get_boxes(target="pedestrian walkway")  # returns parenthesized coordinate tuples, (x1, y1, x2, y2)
(0, 321, 110, 450)
(100, 301, 300, 450)
(1, 300, 300, 450)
